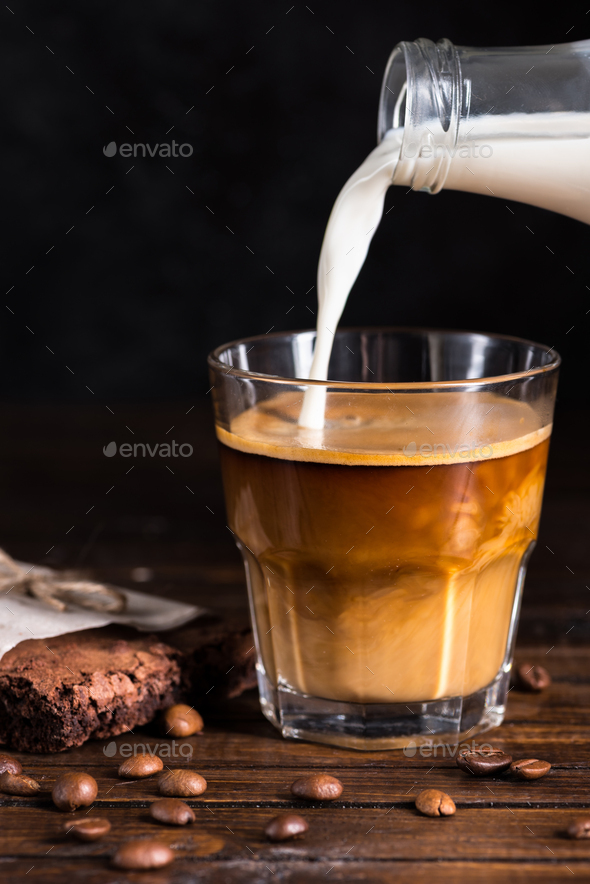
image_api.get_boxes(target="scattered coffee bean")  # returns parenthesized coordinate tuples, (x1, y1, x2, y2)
(0, 753, 22, 776)
(161, 704, 204, 738)
(112, 839, 174, 870)
(0, 771, 41, 796)
(567, 817, 590, 839)
(149, 798, 195, 826)
(291, 774, 343, 801)
(456, 747, 512, 777)
(265, 813, 309, 841)
(118, 753, 164, 779)
(415, 789, 456, 817)
(515, 662, 551, 691)
(64, 817, 111, 842)
(509, 759, 551, 780)
(158, 769, 207, 797)
(52, 772, 98, 812)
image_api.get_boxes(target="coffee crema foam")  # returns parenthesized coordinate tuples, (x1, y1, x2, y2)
(218, 391, 551, 467)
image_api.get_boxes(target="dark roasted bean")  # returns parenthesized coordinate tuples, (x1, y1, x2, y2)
(567, 817, 590, 839)
(291, 774, 343, 801)
(158, 769, 207, 797)
(112, 839, 174, 870)
(64, 817, 111, 842)
(0, 771, 40, 796)
(0, 753, 22, 776)
(415, 789, 456, 817)
(457, 747, 512, 777)
(265, 813, 309, 841)
(509, 759, 551, 780)
(118, 753, 163, 778)
(515, 662, 551, 691)
(161, 704, 203, 738)
(52, 772, 98, 811)
(149, 798, 196, 826)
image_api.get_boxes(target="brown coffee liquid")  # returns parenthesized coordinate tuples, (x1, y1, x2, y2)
(218, 392, 550, 704)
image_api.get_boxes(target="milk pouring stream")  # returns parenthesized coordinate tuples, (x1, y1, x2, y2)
(298, 129, 403, 429)
(299, 37, 590, 429)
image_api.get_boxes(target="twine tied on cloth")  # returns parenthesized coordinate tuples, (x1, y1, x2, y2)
(0, 547, 126, 613)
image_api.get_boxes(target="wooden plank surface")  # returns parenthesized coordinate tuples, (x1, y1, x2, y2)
(0, 402, 589, 882)
(2, 804, 590, 860)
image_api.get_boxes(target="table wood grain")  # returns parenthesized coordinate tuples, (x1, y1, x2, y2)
(0, 401, 588, 882)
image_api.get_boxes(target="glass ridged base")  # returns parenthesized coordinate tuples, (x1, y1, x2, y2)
(257, 665, 510, 751)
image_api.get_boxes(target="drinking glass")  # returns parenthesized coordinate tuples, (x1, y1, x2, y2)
(208, 328, 559, 749)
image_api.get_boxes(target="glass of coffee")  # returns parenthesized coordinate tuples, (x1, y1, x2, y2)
(208, 328, 559, 750)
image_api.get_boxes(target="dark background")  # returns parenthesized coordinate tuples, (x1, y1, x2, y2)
(1, 0, 589, 405)
(1, 1, 588, 612)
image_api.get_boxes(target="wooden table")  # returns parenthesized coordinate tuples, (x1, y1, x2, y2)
(0, 401, 589, 882)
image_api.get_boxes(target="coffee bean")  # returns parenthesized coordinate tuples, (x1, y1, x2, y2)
(290, 774, 343, 801)
(52, 772, 98, 811)
(161, 704, 204, 738)
(567, 817, 590, 839)
(509, 759, 551, 780)
(0, 753, 22, 776)
(64, 817, 111, 842)
(118, 753, 164, 778)
(265, 813, 309, 841)
(0, 771, 41, 796)
(149, 798, 195, 826)
(456, 747, 512, 777)
(515, 662, 551, 691)
(158, 769, 207, 797)
(112, 839, 174, 870)
(415, 789, 456, 817)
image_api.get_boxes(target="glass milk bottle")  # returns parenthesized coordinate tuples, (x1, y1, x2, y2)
(378, 38, 590, 224)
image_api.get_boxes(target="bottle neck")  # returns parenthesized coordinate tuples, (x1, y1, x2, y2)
(379, 37, 590, 198)
(379, 38, 461, 194)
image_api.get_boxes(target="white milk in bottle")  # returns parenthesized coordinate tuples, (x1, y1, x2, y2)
(300, 38, 590, 428)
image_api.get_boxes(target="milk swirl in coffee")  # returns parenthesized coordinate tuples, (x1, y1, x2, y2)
(219, 393, 550, 704)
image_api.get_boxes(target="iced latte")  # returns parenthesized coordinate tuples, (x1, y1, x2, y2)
(209, 328, 559, 748)
(220, 391, 549, 705)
